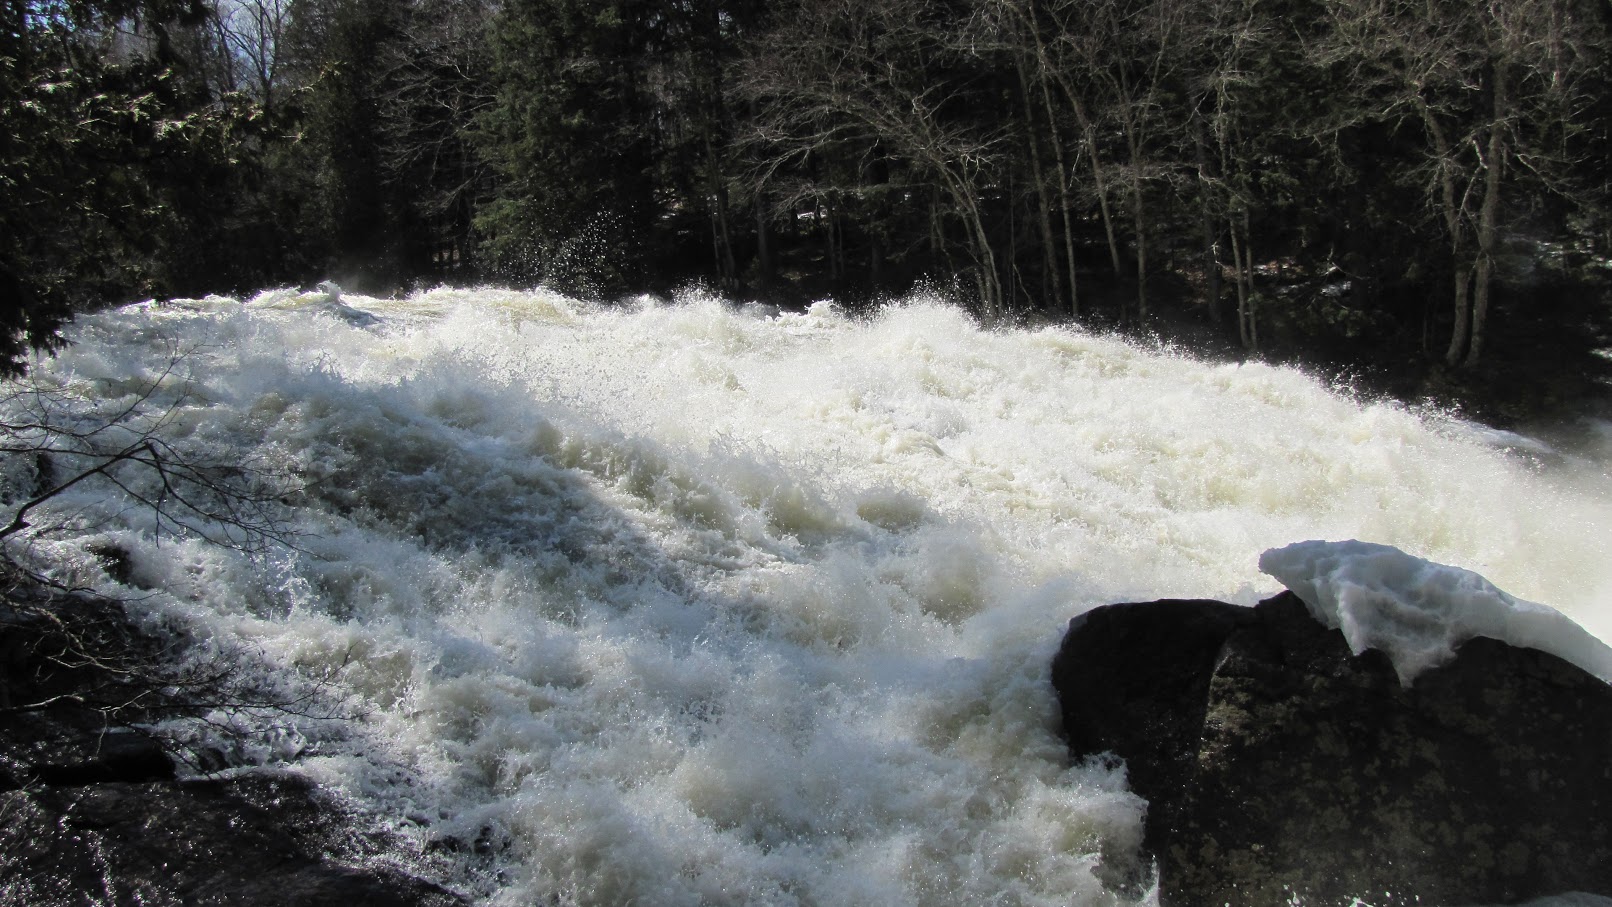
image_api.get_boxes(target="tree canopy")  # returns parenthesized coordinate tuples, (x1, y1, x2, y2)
(4, 0, 1611, 416)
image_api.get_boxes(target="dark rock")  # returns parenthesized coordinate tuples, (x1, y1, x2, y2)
(0, 775, 466, 906)
(1055, 599, 1256, 819)
(1052, 592, 1612, 906)
(1, 587, 467, 906)
(30, 726, 175, 786)
(85, 541, 146, 589)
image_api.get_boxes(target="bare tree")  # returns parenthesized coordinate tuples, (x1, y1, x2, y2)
(1321, 0, 1603, 367)
(1016, 0, 1129, 293)
(1042, 0, 1193, 323)
(0, 347, 297, 561)
(374, 0, 496, 272)
(0, 346, 358, 777)
(979, 0, 1080, 316)
(205, 0, 294, 111)
(739, 0, 1010, 315)
(1191, 0, 1272, 352)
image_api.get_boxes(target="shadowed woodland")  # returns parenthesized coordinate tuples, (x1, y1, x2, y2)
(4, 0, 1612, 421)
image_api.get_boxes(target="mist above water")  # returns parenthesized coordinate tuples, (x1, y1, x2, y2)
(10, 286, 1610, 905)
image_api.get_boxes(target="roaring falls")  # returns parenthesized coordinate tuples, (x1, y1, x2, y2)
(5, 286, 1610, 906)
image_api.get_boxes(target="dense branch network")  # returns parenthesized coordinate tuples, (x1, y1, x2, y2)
(0, 354, 297, 561)
(0, 350, 346, 774)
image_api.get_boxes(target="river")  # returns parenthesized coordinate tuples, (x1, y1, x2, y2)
(6, 286, 1610, 905)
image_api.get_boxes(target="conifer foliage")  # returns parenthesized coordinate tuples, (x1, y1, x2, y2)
(2, 0, 218, 373)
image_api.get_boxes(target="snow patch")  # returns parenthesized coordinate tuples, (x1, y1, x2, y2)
(1259, 540, 1612, 686)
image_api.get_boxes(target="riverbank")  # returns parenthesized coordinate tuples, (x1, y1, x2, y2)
(0, 574, 465, 906)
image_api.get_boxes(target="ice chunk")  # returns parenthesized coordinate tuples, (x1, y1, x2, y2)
(326, 301, 382, 328)
(1259, 540, 1612, 685)
(309, 280, 382, 327)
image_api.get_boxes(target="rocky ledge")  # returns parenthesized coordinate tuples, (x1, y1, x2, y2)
(1052, 591, 1612, 906)
(0, 587, 465, 907)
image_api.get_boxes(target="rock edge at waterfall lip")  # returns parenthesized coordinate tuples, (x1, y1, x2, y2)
(1259, 539, 1612, 685)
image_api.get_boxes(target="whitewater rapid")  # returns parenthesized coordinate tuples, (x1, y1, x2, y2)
(7, 286, 1611, 905)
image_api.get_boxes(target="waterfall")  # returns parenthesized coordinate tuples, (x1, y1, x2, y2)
(6, 285, 1608, 906)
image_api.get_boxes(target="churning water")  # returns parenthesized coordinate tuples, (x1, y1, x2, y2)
(7, 287, 1611, 905)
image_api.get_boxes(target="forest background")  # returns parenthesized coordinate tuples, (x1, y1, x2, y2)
(4, 0, 1611, 426)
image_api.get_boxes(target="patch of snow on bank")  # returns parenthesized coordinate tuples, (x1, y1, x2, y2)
(1259, 540, 1612, 685)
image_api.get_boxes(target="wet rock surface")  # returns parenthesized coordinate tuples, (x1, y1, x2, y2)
(1052, 591, 1612, 906)
(1, 775, 464, 906)
(0, 591, 465, 907)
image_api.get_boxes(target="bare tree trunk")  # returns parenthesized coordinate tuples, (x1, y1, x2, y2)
(1090, 135, 1123, 279)
(925, 158, 1003, 316)
(1421, 108, 1476, 367)
(706, 135, 737, 289)
(1466, 66, 1507, 368)
(1055, 145, 1080, 318)
(960, 193, 1003, 317)
(1242, 208, 1257, 351)
(827, 199, 843, 283)
(754, 193, 773, 285)
(1447, 266, 1474, 364)
(1050, 123, 1080, 318)
(1026, 7, 1079, 317)
(1202, 210, 1223, 324)
(1120, 100, 1149, 322)
(1056, 80, 1123, 278)
(1230, 212, 1257, 352)
(1194, 123, 1222, 324)
(1017, 58, 1062, 314)
(1231, 221, 1250, 348)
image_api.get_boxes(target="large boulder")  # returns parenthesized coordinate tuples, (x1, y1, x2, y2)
(1052, 591, 1612, 906)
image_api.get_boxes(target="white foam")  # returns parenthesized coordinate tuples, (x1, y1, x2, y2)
(1261, 540, 1612, 685)
(4, 288, 1610, 905)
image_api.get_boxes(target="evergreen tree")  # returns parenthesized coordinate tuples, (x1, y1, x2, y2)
(373, 0, 495, 278)
(0, 0, 230, 374)
(475, 0, 663, 295)
(280, 0, 412, 288)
